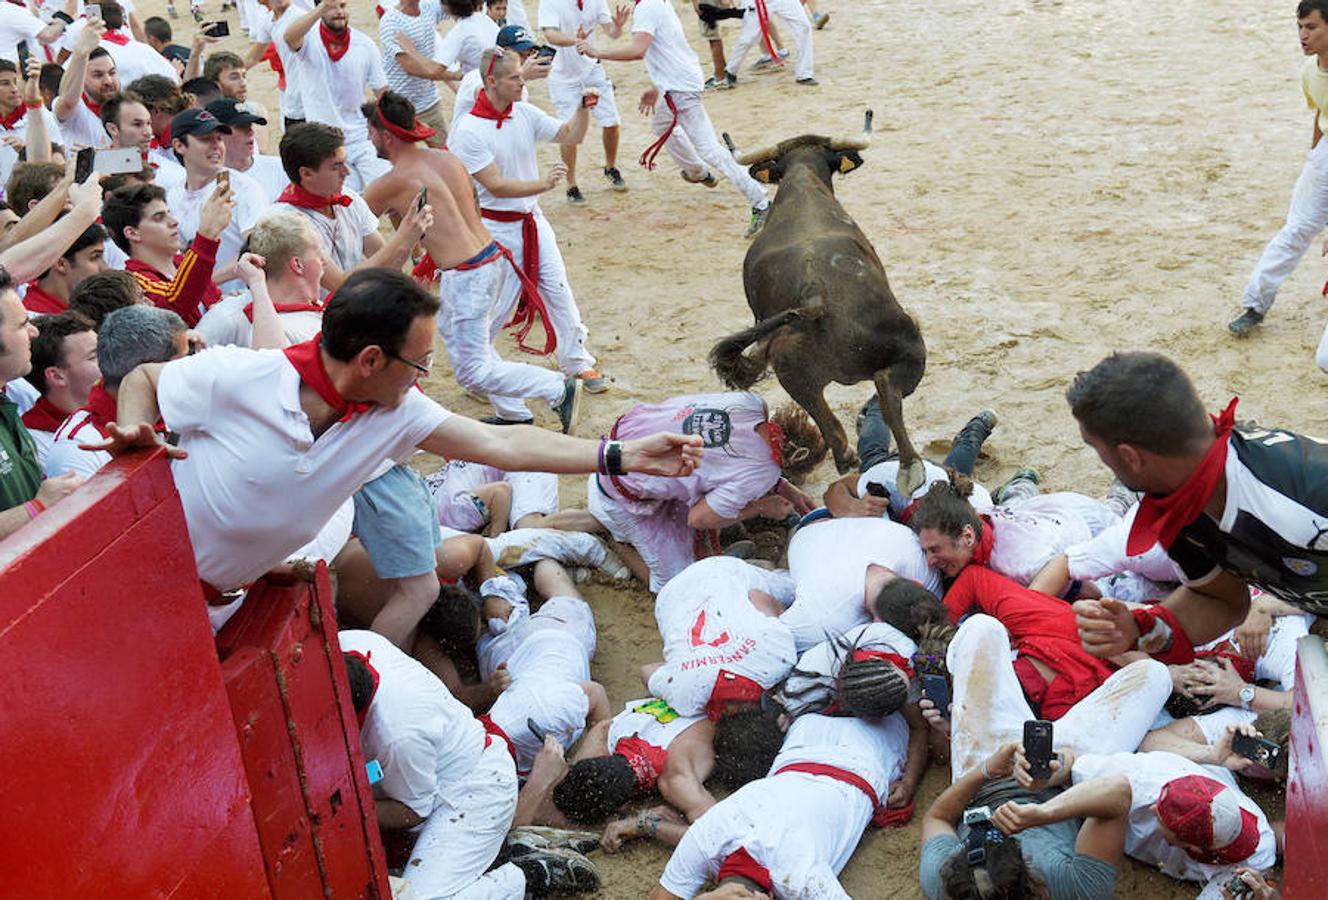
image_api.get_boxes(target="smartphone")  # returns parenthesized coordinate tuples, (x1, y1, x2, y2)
(73, 146, 96, 184)
(16, 40, 30, 71)
(415, 185, 428, 212)
(86, 3, 101, 20)
(1231, 733, 1283, 770)
(864, 481, 888, 499)
(204, 20, 230, 37)
(364, 759, 384, 785)
(1223, 874, 1251, 899)
(527, 717, 548, 743)
(93, 146, 143, 176)
(216, 169, 230, 189)
(1023, 719, 1054, 779)
(535, 45, 556, 60)
(921, 674, 950, 719)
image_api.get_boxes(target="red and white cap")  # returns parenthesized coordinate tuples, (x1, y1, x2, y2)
(1156, 774, 1261, 865)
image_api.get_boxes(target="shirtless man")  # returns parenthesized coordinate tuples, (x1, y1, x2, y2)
(360, 90, 581, 432)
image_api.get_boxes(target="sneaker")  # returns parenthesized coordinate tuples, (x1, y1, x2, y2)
(1103, 478, 1140, 518)
(992, 467, 1040, 505)
(1227, 308, 1264, 336)
(752, 48, 790, 70)
(973, 409, 999, 432)
(704, 75, 720, 90)
(577, 369, 609, 393)
(596, 542, 633, 580)
(566, 186, 587, 205)
(509, 847, 600, 896)
(716, 71, 737, 90)
(167, 3, 179, 17)
(681, 169, 719, 188)
(480, 414, 535, 425)
(508, 826, 602, 856)
(796, 77, 820, 86)
(603, 167, 627, 191)
(745, 205, 770, 238)
(722, 539, 757, 559)
(550, 376, 582, 435)
(813, 11, 830, 28)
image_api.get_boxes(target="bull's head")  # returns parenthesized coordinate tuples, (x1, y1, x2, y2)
(723, 110, 873, 184)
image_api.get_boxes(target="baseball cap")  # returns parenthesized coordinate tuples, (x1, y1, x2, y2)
(170, 107, 231, 139)
(497, 25, 538, 51)
(1155, 774, 1261, 865)
(205, 98, 268, 128)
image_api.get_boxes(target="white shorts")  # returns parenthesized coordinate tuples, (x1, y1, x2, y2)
(548, 68, 621, 128)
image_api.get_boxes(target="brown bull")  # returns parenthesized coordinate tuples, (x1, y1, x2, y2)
(709, 111, 928, 495)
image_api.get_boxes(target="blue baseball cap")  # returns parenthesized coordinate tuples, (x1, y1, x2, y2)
(497, 25, 538, 51)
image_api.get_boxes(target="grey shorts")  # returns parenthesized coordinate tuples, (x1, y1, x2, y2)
(352, 463, 441, 580)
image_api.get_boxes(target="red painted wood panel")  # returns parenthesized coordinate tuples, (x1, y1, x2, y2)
(1286, 635, 1328, 898)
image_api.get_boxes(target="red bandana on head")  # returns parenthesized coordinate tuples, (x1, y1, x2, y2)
(1126, 398, 1238, 556)
(850, 648, 915, 679)
(343, 649, 380, 726)
(283, 334, 375, 423)
(278, 182, 352, 210)
(376, 96, 436, 142)
(319, 21, 352, 62)
(704, 670, 765, 722)
(469, 88, 513, 128)
(614, 735, 667, 795)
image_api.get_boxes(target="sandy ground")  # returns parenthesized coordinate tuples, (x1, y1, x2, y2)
(150, 0, 1328, 894)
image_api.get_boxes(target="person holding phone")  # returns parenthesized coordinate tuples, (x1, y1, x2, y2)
(0, 58, 64, 155)
(79, 2, 179, 87)
(54, 21, 119, 149)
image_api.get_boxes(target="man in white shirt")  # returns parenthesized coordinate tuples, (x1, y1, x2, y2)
(579, 0, 772, 236)
(379, 0, 457, 142)
(250, 0, 313, 128)
(0, 2, 67, 66)
(449, 24, 549, 133)
(54, 22, 118, 149)
(449, 46, 607, 396)
(205, 97, 288, 201)
(86, 1, 179, 87)
(436, 0, 500, 75)
(538, 0, 627, 204)
(0, 59, 63, 153)
(21, 312, 99, 465)
(99, 93, 185, 191)
(722, 0, 814, 87)
(282, 0, 390, 190)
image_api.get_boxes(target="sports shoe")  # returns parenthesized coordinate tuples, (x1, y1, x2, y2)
(813, 11, 830, 28)
(992, 467, 1040, 505)
(566, 186, 587, 205)
(704, 75, 720, 90)
(550, 376, 582, 434)
(509, 847, 601, 896)
(596, 543, 633, 580)
(715, 71, 737, 90)
(507, 825, 602, 856)
(481, 415, 534, 426)
(577, 369, 609, 393)
(1103, 478, 1140, 518)
(745, 204, 770, 238)
(603, 167, 627, 191)
(796, 77, 820, 86)
(752, 48, 790, 70)
(681, 169, 719, 188)
(1227, 308, 1264, 336)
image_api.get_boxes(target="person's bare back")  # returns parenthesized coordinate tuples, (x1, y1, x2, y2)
(363, 144, 491, 271)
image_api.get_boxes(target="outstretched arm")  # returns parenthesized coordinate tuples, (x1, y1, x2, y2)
(656, 721, 718, 822)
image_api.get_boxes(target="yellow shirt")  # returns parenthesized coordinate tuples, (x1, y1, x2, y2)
(1301, 57, 1328, 133)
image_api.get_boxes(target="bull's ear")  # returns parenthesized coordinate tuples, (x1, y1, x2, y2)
(833, 150, 864, 175)
(748, 160, 783, 183)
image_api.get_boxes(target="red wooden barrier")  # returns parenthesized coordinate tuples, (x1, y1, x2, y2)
(1286, 635, 1328, 898)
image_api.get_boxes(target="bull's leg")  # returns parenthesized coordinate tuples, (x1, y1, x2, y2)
(775, 367, 856, 473)
(874, 369, 924, 496)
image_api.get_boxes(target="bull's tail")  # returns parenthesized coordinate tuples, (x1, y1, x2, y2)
(709, 308, 807, 390)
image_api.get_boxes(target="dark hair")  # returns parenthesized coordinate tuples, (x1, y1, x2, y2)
(0, 60, 17, 77)
(101, 183, 168, 254)
(419, 583, 481, 652)
(938, 834, 1041, 900)
(68, 270, 140, 328)
(5, 161, 64, 213)
(770, 403, 828, 484)
(443, 0, 481, 16)
(1065, 352, 1211, 456)
(279, 121, 345, 184)
(126, 75, 186, 114)
(551, 755, 637, 823)
(99, 0, 125, 31)
(910, 481, 982, 541)
(1298, 1, 1328, 20)
(36, 220, 107, 281)
(712, 707, 784, 790)
(837, 655, 908, 719)
(143, 15, 172, 42)
(180, 77, 220, 108)
(100, 93, 141, 128)
(100, 170, 152, 193)
(28, 312, 95, 395)
(361, 90, 418, 136)
(88, 47, 112, 64)
(39, 63, 64, 98)
(321, 268, 440, 362)
(871, 578, 951, 639)
(0, 268, 15, 341)
(343, 653, 376, 713)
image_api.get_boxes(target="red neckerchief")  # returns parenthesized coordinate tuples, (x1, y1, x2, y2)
(80, 382, 120, 437)
(261, 41, 287, 90)
(278, 181, 352, 210)
(1194, 645, 1257, 683)
(102, 29, 131, 46)
(971, 515, 996, 567)
(774, 761, 915, 828)
(469, 89, 513, 128)
(478, 714, 518, 765)
(319, 22, 352, 62)
(20, 395, 69, 434)
(82, 93, 102, 117)
(764, 420, 784, 465)
(243, 299, 325, 322)
(614, 735, 667, 795)
(0, 103, 25, 130)
(282, 335, 375, 423)
(704, 670, 764, 723)
(1127, 398, 1238, 556)
(715, 848, 773, 893)
(343, 649, 380, 726)
(149, 124, 171, 150)
(639, 92, 678, 169)
(850, 648, 915, 679)
(21, 282, 66, 314)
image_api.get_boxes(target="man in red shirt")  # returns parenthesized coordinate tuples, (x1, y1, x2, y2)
(20, 312, 99, 465)
(100, 181, 234, 327)
(21, 224, 109, 316)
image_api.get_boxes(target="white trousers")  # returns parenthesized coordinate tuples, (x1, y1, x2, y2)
(343, 136, 391, 193)
(726, 0, 814, 81)
(438, 256, 566, 422)
(485, 527, 612, 572)
(946, 614, 1172, 781)
(403, 740, 525, 899)
(651, 90, 770, 210)
(1242, 137, 1328, 314)
(485, 210, 596, 376)
(586, 474, 694, 593)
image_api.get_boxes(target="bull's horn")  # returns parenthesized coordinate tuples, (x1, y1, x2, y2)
(828, 108, 874, 152)
(734, 142, 782, 165)
(722, 132, 736, 153)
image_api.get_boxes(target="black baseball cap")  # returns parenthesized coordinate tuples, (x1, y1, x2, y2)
(205, 98, 268, 127)
(170, 107, 232, 139)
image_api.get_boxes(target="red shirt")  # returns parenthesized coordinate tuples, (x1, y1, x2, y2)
(944, 565, 1117, 720)
(22, 283, 67, 315)
(124, 235, 221, 328)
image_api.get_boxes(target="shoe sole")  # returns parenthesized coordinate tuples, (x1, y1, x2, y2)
(559, 378, 582, 435)
(580, 377, 609, 394)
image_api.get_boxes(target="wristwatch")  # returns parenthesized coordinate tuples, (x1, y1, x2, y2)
(1239, 684, 1256, 710)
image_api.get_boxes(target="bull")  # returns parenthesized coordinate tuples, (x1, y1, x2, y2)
(709, 110, 928, 496)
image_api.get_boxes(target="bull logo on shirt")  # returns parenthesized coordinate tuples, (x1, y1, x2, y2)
(680, 408, 733, 449)
(690, 609, 731, 648)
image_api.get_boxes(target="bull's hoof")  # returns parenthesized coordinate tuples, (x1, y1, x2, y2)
(897, 458, 927, 499)
(834, 448, 860, 474)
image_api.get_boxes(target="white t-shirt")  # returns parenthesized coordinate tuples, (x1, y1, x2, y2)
(631, 0, 703, 94)
(0, 105, 64, 150)
(451, 68, 529, 132)
(166, 167, 266, 272)
(380, 0, 448, 113)
(659, 713, 906, 900)
(857, 458, 993, 518)
(340, 629, 488, 816)
(56, 97, 108, 149)
(292, 26, 387, 145)
(0, 6, 45, 64)
(607, 697, 704, 756)
(237, 153, 290, 202)
(102, 33, 180, 85)
(43, 411, 110, 479)
(782, 517, 940, 651)
(988, 491, 1119, 586)
(261, 3, 314, 121)
(537, 0, 610, 85)
(195, 292, 324, 348)
(433, 11, 497, 75)
(778, 621, 916, 717)
(448, 99, 560, 213)
(1065, 505, 1183, 585)
(276, 187, 379, 274)
(157, 344, 450, 590)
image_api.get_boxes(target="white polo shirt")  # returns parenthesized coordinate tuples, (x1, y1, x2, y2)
(276, 187, 379, 274)
(537, 0, 610, 86)
(194, 292, 324, 348)
(43, 412, 110, 479)
(237, 153, 290, 202)
(340, 629, 488, 816)
(166, 167, 266, 273)
(56, 97, 109, 149)
(433, 11, 497, 75)
(292, 26, 387, 146)
(157, 344, 450, 591)
(631, 0, 703, 94)
(449, 100, 559, 213)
